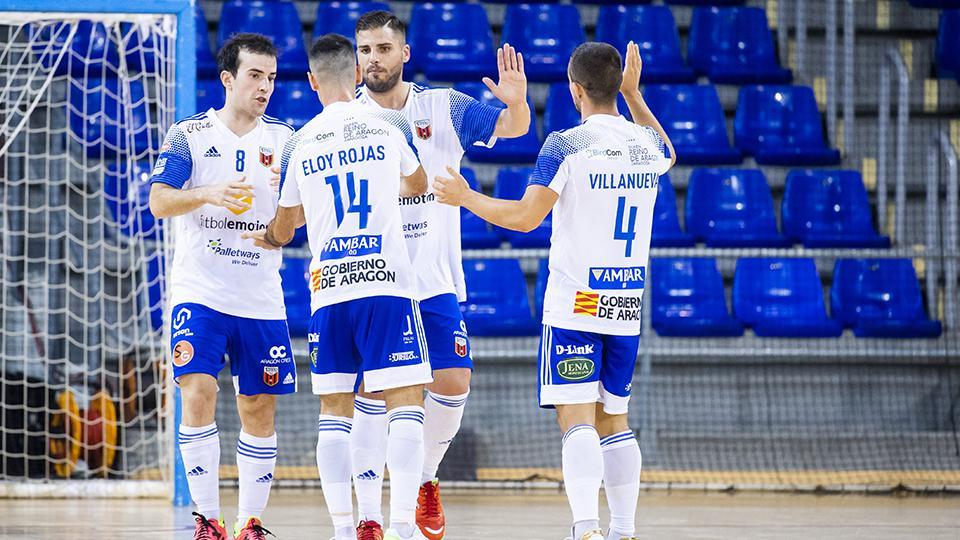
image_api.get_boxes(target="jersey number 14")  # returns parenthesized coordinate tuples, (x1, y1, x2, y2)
(325, 172, 371, 229)
(614, 196, 639, 258)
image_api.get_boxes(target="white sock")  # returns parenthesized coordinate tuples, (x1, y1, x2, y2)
(562, 424, 602, 534)
(386, 406, 425, 531)
(236, 431, 277, 528)
(179, 422, 221, 519)
(316, 415, 354, 534)
(351, 397, 388, 524)
(421, 391, 469, 483)
(601, 431, 642, 539)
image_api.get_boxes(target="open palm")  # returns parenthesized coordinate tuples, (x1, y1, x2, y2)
(483, 43, 527, 108)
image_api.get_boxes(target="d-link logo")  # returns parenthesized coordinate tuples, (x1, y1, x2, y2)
(269, 346, 287, 359)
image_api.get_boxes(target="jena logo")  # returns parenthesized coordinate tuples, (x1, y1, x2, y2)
(557, 357, 595, 381)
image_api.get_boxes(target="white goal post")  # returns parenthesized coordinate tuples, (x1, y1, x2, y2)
(0, 0, 195, 499)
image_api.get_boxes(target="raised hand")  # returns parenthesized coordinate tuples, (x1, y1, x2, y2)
(433, 166, 472, 206)
(483, 43, 527, 108)
(201, 177, 254, 212)
(620, 40, 642, 96)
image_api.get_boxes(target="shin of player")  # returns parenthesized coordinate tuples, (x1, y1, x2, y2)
(433, 42, 675, 540)
(246, 33, 432, 540)
(352, 11, 530, 539)
(149, 33, 295, 540)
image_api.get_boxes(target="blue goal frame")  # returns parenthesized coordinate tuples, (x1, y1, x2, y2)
(0, 0, 196, 506)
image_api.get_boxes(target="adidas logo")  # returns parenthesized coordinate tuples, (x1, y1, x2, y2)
(283, 372, 294, 385)
(204, 146, 221, 158)
(186, 466, 208, 477)
(356, 469, 380, 481)
(256, 473, 274, 484)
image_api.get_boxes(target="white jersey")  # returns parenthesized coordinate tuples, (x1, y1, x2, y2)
(533, 114, 672, 336)
(278, 100, 422, 312)
(356, 84, 502, 301)
(151, 108, 293, 320)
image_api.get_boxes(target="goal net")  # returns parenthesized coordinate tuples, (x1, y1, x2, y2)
(0, 7, 186, 497)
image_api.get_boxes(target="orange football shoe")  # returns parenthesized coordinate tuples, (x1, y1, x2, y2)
(191, 512, 229, 540)
(357, 519, 385, 540)
(415, 479, 445, 540)
(234, 517, 274, 540)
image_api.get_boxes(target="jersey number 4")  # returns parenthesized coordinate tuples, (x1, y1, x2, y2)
(614, 196, 639, 258)
(325, 172, 371, 229)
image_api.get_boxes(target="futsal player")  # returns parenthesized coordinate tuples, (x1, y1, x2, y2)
(433, 42, 675, 540)
(350, 10, 530, 539)
(149, 34, 295, 540)
(244, 33, 431, 540)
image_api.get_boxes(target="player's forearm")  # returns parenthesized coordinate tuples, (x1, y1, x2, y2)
(400, 167, 428, 198)
(494, 101, 530, 139)
(148, 184, 210, 218)
(263, 218, 295, 247)
(622, 90, 677, 168)
(462, 190, 541, 233)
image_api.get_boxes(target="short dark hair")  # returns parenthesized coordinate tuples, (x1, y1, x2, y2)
(568, 42, 622, 106)
(217, 33, 278, 76)
(355, 10, 406, 39)
(309, 33, 357, 81)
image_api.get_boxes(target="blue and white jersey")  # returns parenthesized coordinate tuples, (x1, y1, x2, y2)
(278, 99, 422, 312)
(531, 114, 672, 336)
(151, 108, 293, 320)
(356, 83, 501, 301)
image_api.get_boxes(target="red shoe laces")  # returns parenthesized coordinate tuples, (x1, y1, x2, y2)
(357, 520, 382, 540)
(419, 482, 442, 517)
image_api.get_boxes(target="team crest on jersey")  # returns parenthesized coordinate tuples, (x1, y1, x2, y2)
(263, 366, 279, 386)
(414, 119, 431, 140)
(454, 336, 468, 358)
(259, 146, 274, 167)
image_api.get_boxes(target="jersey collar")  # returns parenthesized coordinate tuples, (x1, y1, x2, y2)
(207, 107, 264, 141)
(582, 113, 625, 126)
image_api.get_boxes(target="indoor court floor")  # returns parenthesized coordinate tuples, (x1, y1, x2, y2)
(2, 488, 958, 539)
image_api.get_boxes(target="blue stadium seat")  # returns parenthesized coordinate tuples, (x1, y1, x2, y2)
(218, 0, 308, 75)
(651, 258, 744, 337)
(688, 7, 791, 84)
(103, 161, 159, 240)
(280, 257, 311, 337)
(666, 0, 744, 4)
(455, 82, 540, 163)
(831, 259, 942, 338)
(460, 167, 501, 249)
(651, 174, 695, 247)
(408, 3, 497, 81)
(910, 0, 960, 7)
(733, 258, 843, 337)
(596, 5, 697, 83)
(494, 167, 552, 247)
(782, 169, 890, 248)
(501, 4, 584, 82)
(68, 77, 153, 158)
(196, 79, 224, 112)
(266, 79, 322, 129)
(937, 10, 960, 81)
(734, 85, 841, 165)
(535, 258, 549, 320)
(544, 83, 581, 135)
(685, 168, 789, 247)
(196, 5, 218, 77)
(462, 259, 540, 336)
(314, 2, 390, 43)
(643, 85, 742, 165)
(32, 21, 118, 76)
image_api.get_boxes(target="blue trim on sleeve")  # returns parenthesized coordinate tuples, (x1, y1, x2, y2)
(262, 114, 294, 132)
(449, 89, 501, 150)
(150, 124, 192, 189)
(372, 109, 419, 160)
(529, 132, 575, 188)
(278, 131, 303, 195)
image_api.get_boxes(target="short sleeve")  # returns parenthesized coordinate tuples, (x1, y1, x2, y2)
(449, 89, 501, 150)
(278, 136, 302, 207)
(529, 132, 573, 195)
(150, 124, 192, 189)
(640, 126, 672, 175)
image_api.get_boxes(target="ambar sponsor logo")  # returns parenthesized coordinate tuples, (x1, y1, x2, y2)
(557, 357, 595, 381)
